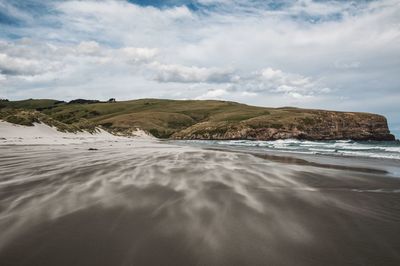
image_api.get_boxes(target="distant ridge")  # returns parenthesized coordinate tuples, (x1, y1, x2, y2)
(0, 98, 395, 141)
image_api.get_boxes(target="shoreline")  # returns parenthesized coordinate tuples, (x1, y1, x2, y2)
(170, 140, 400, 176)
(1, 121, 399, 175)
(1, 121, 400, 265)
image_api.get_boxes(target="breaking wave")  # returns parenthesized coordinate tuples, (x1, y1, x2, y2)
(179, 139, 400, 160)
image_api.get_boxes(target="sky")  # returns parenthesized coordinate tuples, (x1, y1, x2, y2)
(0, 0, 399, 138)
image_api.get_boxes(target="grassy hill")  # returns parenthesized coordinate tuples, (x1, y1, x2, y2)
(0, 98, 395, 140)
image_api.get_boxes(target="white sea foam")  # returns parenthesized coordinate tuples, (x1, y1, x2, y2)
(182, 139, 400, 160)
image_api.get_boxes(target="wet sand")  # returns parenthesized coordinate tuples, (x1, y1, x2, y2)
(1, 140, 400, 266)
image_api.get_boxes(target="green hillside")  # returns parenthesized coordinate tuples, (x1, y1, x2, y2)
(0, 98, 394, 140)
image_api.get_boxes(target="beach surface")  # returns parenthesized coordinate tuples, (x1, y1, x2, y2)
(1, 122, 400, 265)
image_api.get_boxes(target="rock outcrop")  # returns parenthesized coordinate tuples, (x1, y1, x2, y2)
(172, 111, 395, 141)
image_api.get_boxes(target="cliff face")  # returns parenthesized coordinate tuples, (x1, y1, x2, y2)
(172, 111, 395, 141)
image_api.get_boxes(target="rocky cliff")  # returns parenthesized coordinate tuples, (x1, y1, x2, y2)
(172, 110, 395, 141)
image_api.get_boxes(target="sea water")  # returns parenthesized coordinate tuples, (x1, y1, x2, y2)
(176, 139, 400, 160)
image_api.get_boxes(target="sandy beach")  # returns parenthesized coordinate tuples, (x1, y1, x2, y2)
(2, 0, 399, 264)
(1, 122, 400, 265)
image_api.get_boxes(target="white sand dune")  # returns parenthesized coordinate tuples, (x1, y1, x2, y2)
(0, 121, 153, 145)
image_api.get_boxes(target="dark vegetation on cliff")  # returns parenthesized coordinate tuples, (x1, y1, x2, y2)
(0, 98, 395, 141)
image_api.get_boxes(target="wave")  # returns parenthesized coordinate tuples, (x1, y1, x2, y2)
(181, 139, 400, 160)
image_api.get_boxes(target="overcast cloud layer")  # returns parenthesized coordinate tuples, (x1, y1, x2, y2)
(0, 0, 399, 137)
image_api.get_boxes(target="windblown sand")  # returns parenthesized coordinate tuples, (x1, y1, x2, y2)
(0, 121, 152, 145)
(1, 122, 400, 265)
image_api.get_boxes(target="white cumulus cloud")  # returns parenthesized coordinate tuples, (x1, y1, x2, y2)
(150, 62, 235, 83)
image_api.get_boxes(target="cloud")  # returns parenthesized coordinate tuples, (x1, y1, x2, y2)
(195, 88, 228, 99)
(75, 41, 101, 55)
(334, 60, 361, 69)
(259, 67, 330, 96)
(150, 62, 235, 83)
(0, 0, 399, 136)
(224, 68, 330, 99)
(121, 47, 158, 62)
(0, 53, 44, 75)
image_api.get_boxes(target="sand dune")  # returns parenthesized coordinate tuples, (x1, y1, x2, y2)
(0, 121, 152, 145)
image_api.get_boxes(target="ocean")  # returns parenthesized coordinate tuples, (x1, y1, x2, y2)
(176, 139, 400, 160)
